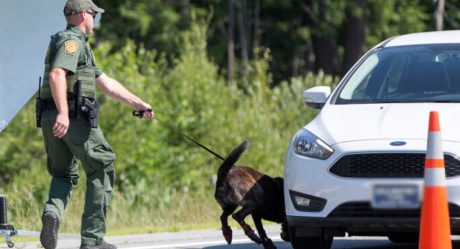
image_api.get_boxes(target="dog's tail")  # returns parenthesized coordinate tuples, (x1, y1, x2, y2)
(217, 140, 250, 185)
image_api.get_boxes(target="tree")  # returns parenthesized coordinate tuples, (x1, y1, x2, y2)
(227, 0, 235, 84)
(342, 0, 367, 75)
(303, 0, 344, 76)
(253, 0, 260, 59)
(236, 0, 249, 85)
(95, 0, 434, 84)
(435, 0, 446, 30)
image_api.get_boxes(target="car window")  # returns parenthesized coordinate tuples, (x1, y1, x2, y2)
(378, 54, 410, 98)
(339, 54, 378, 100)
(336, 44, 460, 104)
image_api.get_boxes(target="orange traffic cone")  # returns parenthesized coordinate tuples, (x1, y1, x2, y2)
(419, 111, 451, 249)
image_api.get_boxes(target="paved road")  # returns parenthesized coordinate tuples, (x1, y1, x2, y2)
(2, 225, 460, 249)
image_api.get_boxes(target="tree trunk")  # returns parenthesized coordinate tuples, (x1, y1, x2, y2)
(435, 0, 445, 31)
(253, 0, 260, 59)
(307, 0, 339, 75)
(179, 0, 190, 18)
(237, 0, 249, 83)
(342, 0, 367, 76)
(311, 37, 339, 75)
(227, 0, 235, 84)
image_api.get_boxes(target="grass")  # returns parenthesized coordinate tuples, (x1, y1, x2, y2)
(5, 175, 277, 247)
(6, 179, 227, 235)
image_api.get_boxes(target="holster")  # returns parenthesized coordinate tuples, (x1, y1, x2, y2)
(79, 98, 99, 128)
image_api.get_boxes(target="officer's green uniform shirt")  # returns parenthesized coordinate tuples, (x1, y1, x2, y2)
(50, 24, 102, 76)
(42, 24, 102, 99)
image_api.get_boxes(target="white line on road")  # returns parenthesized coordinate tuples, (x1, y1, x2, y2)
(120, 236, 282, 249)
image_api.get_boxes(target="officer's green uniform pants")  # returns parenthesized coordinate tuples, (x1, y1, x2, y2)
(41, 110, 116, 246)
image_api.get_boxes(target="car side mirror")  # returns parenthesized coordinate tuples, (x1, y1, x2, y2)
(303, 86, 331, 109)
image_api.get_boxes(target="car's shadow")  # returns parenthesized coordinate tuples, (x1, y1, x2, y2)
(342, 239, 460, 249)
(203, 239, 460, 249)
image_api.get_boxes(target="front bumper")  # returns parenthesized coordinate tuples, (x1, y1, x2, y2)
(287, 215, 460, 236)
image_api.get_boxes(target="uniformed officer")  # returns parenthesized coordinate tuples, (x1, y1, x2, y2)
(38, 0, 154, 248)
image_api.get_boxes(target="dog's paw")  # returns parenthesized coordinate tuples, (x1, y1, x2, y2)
(245, 229, 262, 244)
(262, 238, 276, 249)
(240, 224, 262, 244)
(222, 226, 233, 244)
(280, 231, 290, 242)
(280, 221, 290, 242)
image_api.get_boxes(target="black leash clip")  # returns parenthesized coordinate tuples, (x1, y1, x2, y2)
(132, 109, 152, 118)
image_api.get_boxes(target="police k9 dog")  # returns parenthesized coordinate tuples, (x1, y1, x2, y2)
(214, 140, 290, 249)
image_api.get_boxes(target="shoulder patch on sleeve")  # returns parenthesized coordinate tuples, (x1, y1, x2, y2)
(64, 40, 79, 56)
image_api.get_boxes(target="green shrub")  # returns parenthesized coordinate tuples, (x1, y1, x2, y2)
(0, 23, 337, 233)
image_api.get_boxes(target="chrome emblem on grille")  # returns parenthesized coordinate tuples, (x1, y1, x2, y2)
(390, 141, 406, 146)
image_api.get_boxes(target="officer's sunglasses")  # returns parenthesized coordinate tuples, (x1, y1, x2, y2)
(85, 10, 97, 19)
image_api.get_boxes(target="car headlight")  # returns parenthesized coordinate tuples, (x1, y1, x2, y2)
(293, 129, 333, 159)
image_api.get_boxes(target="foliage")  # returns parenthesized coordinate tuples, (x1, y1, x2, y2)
(366, 0, 430, 47)
(95, 0, 207, 61)
(95, 0, 445, 84)
(0, 22, 335, 233)
(444, 0, 460, 30)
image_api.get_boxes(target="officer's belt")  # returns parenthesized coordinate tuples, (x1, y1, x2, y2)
(40, 99, 79, 119)
(41, 98, 76, 112)
(41, 99, 58, 110)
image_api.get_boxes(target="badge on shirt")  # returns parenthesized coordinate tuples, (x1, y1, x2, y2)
(64, 40, 78, 56)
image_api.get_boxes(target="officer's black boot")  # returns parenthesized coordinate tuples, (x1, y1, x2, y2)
(40, 211, 60, 249)
(80, 240, 117, 249)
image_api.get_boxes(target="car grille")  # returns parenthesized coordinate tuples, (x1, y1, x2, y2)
(328, 202, 460, 218)
(329, 153, 460, 178)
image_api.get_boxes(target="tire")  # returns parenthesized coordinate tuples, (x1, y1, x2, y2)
(289, 226, 333, 249)
(387, 232, 419, 244)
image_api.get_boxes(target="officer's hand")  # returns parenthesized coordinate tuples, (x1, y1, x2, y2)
(137, 103, 154, 120)
(141, 109, 154, 120)
(53, 113, 70, 138)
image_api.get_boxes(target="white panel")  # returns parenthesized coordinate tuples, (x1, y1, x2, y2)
(0, 0, 66, 132)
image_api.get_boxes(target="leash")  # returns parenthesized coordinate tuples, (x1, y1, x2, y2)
(132, 110, 225, 161)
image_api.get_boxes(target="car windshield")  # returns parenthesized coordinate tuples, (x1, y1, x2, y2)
(336, 44, 460, 104)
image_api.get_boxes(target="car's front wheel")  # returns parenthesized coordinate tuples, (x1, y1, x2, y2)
(289, 226, 333, 249)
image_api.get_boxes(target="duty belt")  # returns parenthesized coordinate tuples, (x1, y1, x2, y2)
(36, 97, 99, 128)
(41, 99, 58, 110)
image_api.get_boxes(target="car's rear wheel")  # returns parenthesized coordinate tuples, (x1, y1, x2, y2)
(289, 226, 333, 249)
(387, 232, 419, 244)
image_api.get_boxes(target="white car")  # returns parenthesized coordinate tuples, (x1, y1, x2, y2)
(284, 30, 460, 249)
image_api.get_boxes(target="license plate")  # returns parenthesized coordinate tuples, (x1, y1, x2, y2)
(372, 184, 419, 209)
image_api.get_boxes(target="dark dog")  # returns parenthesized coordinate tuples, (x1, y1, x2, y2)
(215, 140, 289, 249)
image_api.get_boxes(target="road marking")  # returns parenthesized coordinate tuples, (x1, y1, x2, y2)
(120, 236, 282, 249)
